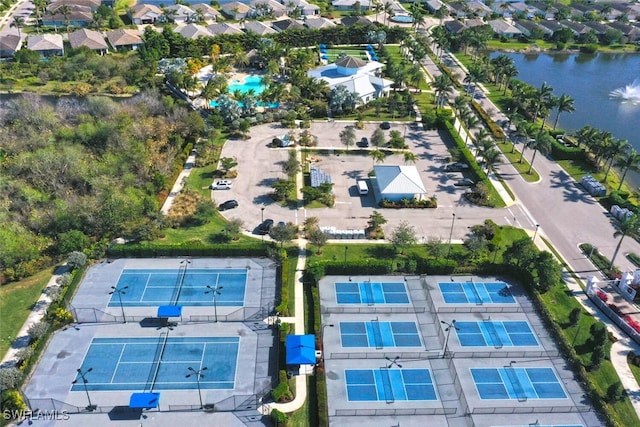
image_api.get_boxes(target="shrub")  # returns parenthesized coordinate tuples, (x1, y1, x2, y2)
(271, 370, 293, 402)
(1, 390, 27, 418)
(27, 321, 49, 342)
(0, 367, 24, 390)
(271, 408, 288, 424)
(15, 346, 34, 367)
(67, 251, 87, 270)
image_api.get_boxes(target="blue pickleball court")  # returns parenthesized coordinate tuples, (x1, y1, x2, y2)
(455, 321, 538, 347)
(339, 321, 422, 348)
(439, 281, 515, 304)
(471, 367, 567, 400)
(345, 368, 436, 402)
(335, 282, 409, 305)
(109, 268, 247, 307)
(72, 337, 239, 391)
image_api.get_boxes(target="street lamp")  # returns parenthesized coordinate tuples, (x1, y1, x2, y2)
(441, 320, 459, 359)
(344, 246, 348, 264)
(532, 224, 540, 243)
(72, 368, 96, 411)
(109, 285, 128, 323)
(386, 356, 402, 368)
(261, 207, 265, 242)
(205, 284, 224, 322)
(186, 366, 208, 409)
(447, 213, 456, 259)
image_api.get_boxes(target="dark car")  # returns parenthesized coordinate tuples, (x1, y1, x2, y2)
(454, 178, 476, 187)
(219, 200, 238, 210)
(357, 137, 369, 147)
(257, 219, 274, 235)
(380, 121, 391, 130)
(445, 162, 469, 172)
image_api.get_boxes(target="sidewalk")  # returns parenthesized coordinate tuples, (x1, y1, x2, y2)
(160, 151, 198, 215)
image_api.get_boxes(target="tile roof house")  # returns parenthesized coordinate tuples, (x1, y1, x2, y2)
(538, 20, 563, 34)
(189, 3, 221, 23)
(129, 4, 163, 25)
(43, 5, 93, 28)
(0, 32, 21, 58)
(271, 18, 305, 32)
(340, 16, 372, 27)
(373, 165, 427, 201)
(105, 29, 143, 50)
(514, 20, 551, 38)
(444, 19, 467, 35)
(244, 20, 277, 35)
(425, 0, 445, 13)
(608, 21, 640, 43)
(559, 20, 590, 36)
(163, 4, 195, 24)
(49, 0, 101, 11)
(285, 0, 320, 16)
(27, 34, 64, 57)
(221, 2, 252, 20)
(487, 19, 522, 38)
(175, 23, 213, 39)
(207, 22, 243, 35)
(68, 28, 109, 53)
(304, 17, 336, 29)
(307, 55, 393, 105)
(249, 0, 287, 18)
(331, 0, 372, 10)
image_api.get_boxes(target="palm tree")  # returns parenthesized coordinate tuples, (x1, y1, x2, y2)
(483, 148, 502, 174)
(432, 74, 453, 109)
(527, 131, 553, 174)
(603, 139, 629, 182)
(514, 120, 534, 158)
(553, 94, 575, 129)
(615, 149, 640, 191)
(610, 215, 640, 269)
(12, 16, 24, 39)
(403, 152, 418, 165)
(463, 114, 480, 144)
(408, 64, 423, 93)
(370, 149, 386, 165)
(383, 1, 394, 26)
(57, 5, 72, 32)
(532, 82, 553, 123)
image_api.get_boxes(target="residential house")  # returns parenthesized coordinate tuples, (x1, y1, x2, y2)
(372, 165, 427, 202)
(604, 5, 627, 22)
(608, 21, 640, 43)
(621, 3, 640, 22)
(207, 22, 243, 35)
(129, 4, 163, 25)
(487, 19, 522, 38)
(444, 19, 467, 35)
(271, 18, 305, 32)
(448, 1, 491, 18)
(175, 23, 212, 39)
(189, 4, 220, 23)
(514, 20, 551, 38)
(340, 16, 372, 27)
(538, 19, 563, 35)
(560, 20, 591, 37)
(163, 4, 195, 24)
(465, 18, 485, 29)
(331, 0, 372, 11)
(584, 21, 612, 40)
(105, 29, 143, 50)
(307, 55, 393, 105)
(69, 28, 109, 53)
(221, 2, 252, 20)
(491, 2, 513, 19)
(0, 33, 21, 58)
(507, 2, 538, 20)
(304, 17, 336, 29)
(250, 0, 287, 18)
(529, 2, 556, 20)
(27, 34, 64, 57)
(425, 0, 445, 13)
(48, 0, 100, 11)
(43, 5, 93, 28)
(244, 20, 277, 35)
(284, 0, 320, 17)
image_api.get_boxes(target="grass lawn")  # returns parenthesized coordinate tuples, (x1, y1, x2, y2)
(0, 269, 52, 357)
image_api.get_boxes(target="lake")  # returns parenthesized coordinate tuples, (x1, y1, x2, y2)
(494, 51, 640, 150)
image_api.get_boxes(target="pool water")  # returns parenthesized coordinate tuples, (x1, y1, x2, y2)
(391, 15, 413, 23)
(228, 75, 266, 95)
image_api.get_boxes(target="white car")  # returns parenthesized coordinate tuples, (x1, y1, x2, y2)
(210, 180, 233, 190)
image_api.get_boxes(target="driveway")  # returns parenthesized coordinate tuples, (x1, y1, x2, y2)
(217, 121, 508, 240)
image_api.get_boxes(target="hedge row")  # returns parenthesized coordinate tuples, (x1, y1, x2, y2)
(106, 242, 271, 258)
(470, 99, 506, 140)
(444, 120, 486, 183)
(549, 140, 585, 161)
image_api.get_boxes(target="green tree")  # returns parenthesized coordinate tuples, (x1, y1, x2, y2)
(615, 148, 640, 191)
(503, 237, 537, 269)
(219, 157, 238, 174)
(527, 132, 553, 174)
(569, 308, 581, 327)
(610, 215, 640, 269)
(590, 344, 605, 370)
(269, 222, 298, 248)
(307, 227, 329, 254)
(388, 130, 406, 149)
(67, 251, 87, 270)
(340, 126, 356, 150)
(57, 230, 90, 254)
(272, 179, 294, 201)
(367, 210, 387, 235)
(403, 152, 418, 165)
(282, 150, 300, 178)
(553, 94, 575, 129)
(390, 221, 417, 254)
(226, 218, 244, 240)
(370, 149, 386, 165)
(371, 128, 385, 148)
(533, 251, 561, 293)
(606, 382, 626, 403)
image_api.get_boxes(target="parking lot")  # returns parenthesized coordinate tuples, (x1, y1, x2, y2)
(216, 121, 505, 241)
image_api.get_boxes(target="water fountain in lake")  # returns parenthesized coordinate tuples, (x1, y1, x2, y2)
(610, 79, 640, 104)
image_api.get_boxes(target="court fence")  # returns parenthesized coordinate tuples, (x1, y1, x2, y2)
(451, 349, 560, 359)
(333, 407, 457, 417)
(470, 405, 592, 414)
(436, 306, 523, 314)
(322, 306, 426, 314)
(329, 350, 441, 360)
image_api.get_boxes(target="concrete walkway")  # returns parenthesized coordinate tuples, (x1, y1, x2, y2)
(160, 151, 198, 215)
(0, 266, 69, 369)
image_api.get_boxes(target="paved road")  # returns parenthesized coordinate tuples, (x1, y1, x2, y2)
(0, 0, 33, 39)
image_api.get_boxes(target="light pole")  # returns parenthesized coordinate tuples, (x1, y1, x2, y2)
(205, 284, 224, 322)
(447, 213, 456, 259)
(186, 366, 208, 409)
(320, 324, 334, 365)
(72, 368, 96, 411)
(441, 320, 459, 359)
(261, 207, 265, 242)
(109, 285, 128, 323)
(386, 356, 402, 368)
(344, 246, 348, 264)
(532, 224, 540, 243)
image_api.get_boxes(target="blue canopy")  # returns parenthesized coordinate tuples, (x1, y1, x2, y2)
(286, 334, 316, 365)
(129, 393, 160, 409)
(319, 44, 326, 48)
(371, 55, 378, 61)
(157, 306, 182, 317)
(321, 55, 328, 60)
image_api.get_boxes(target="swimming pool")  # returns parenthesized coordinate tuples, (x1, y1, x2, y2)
(228, 75, 266, 95)
(391, 14, 413, 23)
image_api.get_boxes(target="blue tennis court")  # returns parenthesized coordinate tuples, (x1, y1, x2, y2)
(456, 321, 538, 347)
(471, 367, 567, 400)
(335, 282, 409, 305)
(339, 321, 422, 348)
(109, 268, 247, 307)
(345, 369, 436, 401)
(439, 281, 515, 304)
(72, 337, 239, 391)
